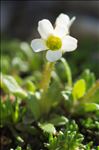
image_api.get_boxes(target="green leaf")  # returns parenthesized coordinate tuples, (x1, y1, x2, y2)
(97, 146, 99, 150)
(40, 123, 56, 134)
(46, 81, 62, 107)
(49, 115, 68, 126)
(1, 74, 27, 98)
(15, 146, 22, 150)
(90, 89, 99, 103)
(27, 93, 41, 120)
(81, 69, 96, 91)
(61, 88, 73, 109)
(82, 103, 99, 112)
(0, 97, 14, 125)
(24, 80, 36, 93)
(82, 80, 99, 103)
(84, 142, 94, 150)
(72, 79, 86, 100)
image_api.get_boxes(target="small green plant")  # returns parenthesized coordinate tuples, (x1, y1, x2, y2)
(46, 121, 84, 150)
(0, 13, 99, 150)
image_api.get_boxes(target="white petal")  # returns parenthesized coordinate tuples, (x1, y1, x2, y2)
(46, 50, 62, 62)
(62, 35, 78, 52)
(38, 19, 54, 39)
(31, 39, 47, 52)
(54, 25, 69, 38)
(55, 13, 70, 27)
(69, 17, 76, 28)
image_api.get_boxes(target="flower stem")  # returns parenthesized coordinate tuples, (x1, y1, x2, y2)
(61, 58, 72, 87)
(40, 62, 55, 92)
(39, 62, 55, 115)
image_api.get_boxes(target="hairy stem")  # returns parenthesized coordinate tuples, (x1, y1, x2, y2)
(39, 62, 55, 114)
(61, 58, 72, 87)
(40, 62, 55, 92)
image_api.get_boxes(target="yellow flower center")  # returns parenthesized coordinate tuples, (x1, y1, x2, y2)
(46, 35, 62, 51)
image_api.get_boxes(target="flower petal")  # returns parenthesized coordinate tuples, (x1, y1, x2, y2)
(55, 13, 70, 27)
(54, 25, 69, 38)
(62, 35, 78, 52)
(46, 50, 62, 62)
(69, 17, 76, 28)
(55, 14, 76, 30)
(38, 19, 54, 39)
(31, 39, 47, 52)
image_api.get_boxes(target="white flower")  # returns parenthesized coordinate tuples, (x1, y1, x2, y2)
(31, 13, 77, 62)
